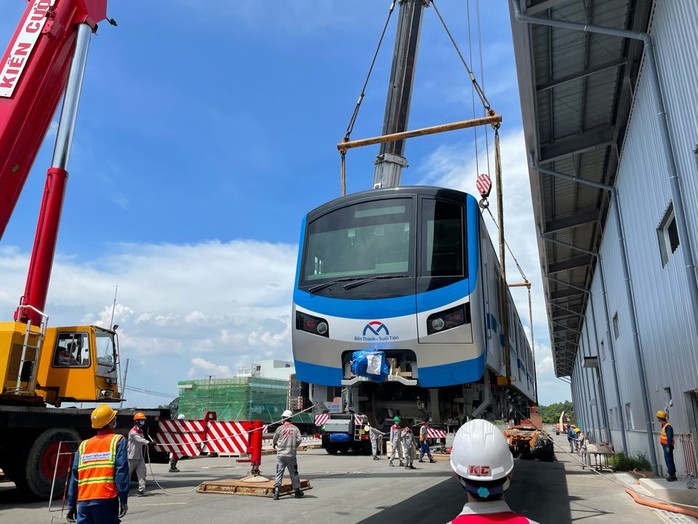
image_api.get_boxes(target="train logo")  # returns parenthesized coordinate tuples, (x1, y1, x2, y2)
(356, 321, 399, 342)
(363, 321, 389, 337)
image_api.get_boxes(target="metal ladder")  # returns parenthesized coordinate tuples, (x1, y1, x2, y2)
(15, 305, 48, 395)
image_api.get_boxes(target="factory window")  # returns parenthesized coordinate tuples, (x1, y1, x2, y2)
(613, 313, 619, 340)
(625, 403, 634, 430)
(657, 203, 680, 266)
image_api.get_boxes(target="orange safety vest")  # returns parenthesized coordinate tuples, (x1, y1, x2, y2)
(77, 433, 123, 502)
(659, 421, 674, 446)
(420, 425, 428, 442)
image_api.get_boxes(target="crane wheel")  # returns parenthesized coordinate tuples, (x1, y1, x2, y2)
(21, 428, 80, 500)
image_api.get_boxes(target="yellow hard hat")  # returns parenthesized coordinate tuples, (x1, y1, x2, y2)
(134, 411, 146, 421)
(575, 428, 581, 433)
(91, 404, 117, 429)
(656, 410, 667, 419)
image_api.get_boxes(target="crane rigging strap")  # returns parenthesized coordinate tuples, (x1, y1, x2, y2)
(431, 0, 491, 112)
(342, 1, 397, 143)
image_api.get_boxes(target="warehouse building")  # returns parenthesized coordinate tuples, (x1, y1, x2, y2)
(511, 0, 698, 477)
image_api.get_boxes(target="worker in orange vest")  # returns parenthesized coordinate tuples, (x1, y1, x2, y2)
(448, 419, 540, 523)
(657, 410, 677, 481)
(66, 404, 129, 523)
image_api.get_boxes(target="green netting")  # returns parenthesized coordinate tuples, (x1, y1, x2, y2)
(176, 377, 311, 423)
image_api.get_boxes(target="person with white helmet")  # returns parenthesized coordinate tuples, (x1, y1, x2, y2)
(272, 409, 304, 500)
(388, 416, 404, 467)
(448, 419, 539, 523)
(169, 413, 187, 472)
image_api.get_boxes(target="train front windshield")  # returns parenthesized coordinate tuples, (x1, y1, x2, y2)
(301, 198, 415, 286)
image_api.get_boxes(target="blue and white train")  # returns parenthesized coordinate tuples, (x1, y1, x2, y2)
(292, 186, 536, 425)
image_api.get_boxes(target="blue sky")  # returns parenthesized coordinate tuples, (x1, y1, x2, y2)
(0, 1, 570, 408)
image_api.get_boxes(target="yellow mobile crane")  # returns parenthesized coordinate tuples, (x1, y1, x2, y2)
(0, 0, 134, 499)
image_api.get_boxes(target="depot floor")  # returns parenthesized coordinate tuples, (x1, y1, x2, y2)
(0, 431, 692, 524)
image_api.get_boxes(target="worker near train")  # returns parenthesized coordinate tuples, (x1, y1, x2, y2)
(448, 419, 540, 523)
(402, 423, 416, 470)
(364, 418, 384, 460)
(566, 424, 577, 452)
(272, 409, 305, 500)
(66, 405, 129, 524)
(389, 416, 404, 467)
(128, 412, 150, 496)
(418, 420, 436, 463)
(657, 410, 678, 481)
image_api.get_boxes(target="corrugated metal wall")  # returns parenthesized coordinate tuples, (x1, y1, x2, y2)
(571, 0, 698, 476)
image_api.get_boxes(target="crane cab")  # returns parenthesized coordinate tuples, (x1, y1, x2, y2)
(0, 322, 121, 406)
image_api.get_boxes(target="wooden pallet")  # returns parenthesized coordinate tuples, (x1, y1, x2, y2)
(197, 476, 312, 497)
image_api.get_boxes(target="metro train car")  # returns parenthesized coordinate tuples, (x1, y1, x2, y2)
(292, 186, 536, 425)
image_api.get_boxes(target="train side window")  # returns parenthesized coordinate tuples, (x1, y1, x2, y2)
(421, 199, 465, 277)
(53, 333, 91, 368)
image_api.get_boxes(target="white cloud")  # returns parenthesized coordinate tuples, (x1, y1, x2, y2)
(0, 240, 297, 406)
(189, 357, 231, 378)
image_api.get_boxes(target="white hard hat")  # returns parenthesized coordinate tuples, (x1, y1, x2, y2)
(282, 409, 293, 419)
(177, 414, 186, 420)
(450, 419, 514, 483)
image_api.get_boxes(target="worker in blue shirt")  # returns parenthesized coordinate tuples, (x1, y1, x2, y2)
(66, 405, 129, 523)
(657, 410, 677, 481)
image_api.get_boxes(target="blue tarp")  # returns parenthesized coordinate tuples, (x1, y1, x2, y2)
(351, 350, 389, 383)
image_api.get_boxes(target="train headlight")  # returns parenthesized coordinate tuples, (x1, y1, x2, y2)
(296, 311, 330, 337)
(426, 303, 470, 335)
(431, 318, 445, 331)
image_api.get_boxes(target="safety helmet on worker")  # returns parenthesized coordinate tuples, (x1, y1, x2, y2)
(393, 416, 400, 422)
(450, 419, 514, 500)
(656, 410, 667, 420)
(134, 411, 146, 421)
(282, 409, 293, 419)
(177, 413, 186, 420)
(91, 404, 117, 429)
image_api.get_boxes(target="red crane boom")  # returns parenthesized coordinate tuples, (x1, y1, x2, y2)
(0, 0, 107, 323)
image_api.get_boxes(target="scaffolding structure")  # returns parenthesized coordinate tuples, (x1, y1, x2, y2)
(177, 376, 313, 423)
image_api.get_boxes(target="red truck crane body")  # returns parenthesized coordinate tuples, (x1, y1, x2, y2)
(0, 0, 106, 323)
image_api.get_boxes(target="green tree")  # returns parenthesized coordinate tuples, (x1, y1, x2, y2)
(538, 401, 574, 424)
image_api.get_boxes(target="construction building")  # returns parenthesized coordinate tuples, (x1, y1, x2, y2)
(176, 360, 312, 423)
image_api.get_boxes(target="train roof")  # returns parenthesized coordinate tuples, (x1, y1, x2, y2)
(307, 186, 477, 220)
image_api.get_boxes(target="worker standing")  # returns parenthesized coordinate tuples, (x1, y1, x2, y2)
(448, 419, 540, 523)
(418, 420, 436, 463)
(657, 410, 677, 481)
(128, 412, 149, 496)
(272, 409, 304, 500)
(566, 424, 577, 452)
(388, 416, 404, 467)
(66, 405, 129, 524)
(169, 413, 186, 472)
(364, 419, 384, 460)
(401, 423, 416, 470)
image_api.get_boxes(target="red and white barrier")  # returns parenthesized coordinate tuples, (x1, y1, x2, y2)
(153, 414, 262, 465)
(206, 421, 250, 455)
(153, 419, 206, 457)
(315, 414, 329, 426)
(426, 427, 446, 439)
